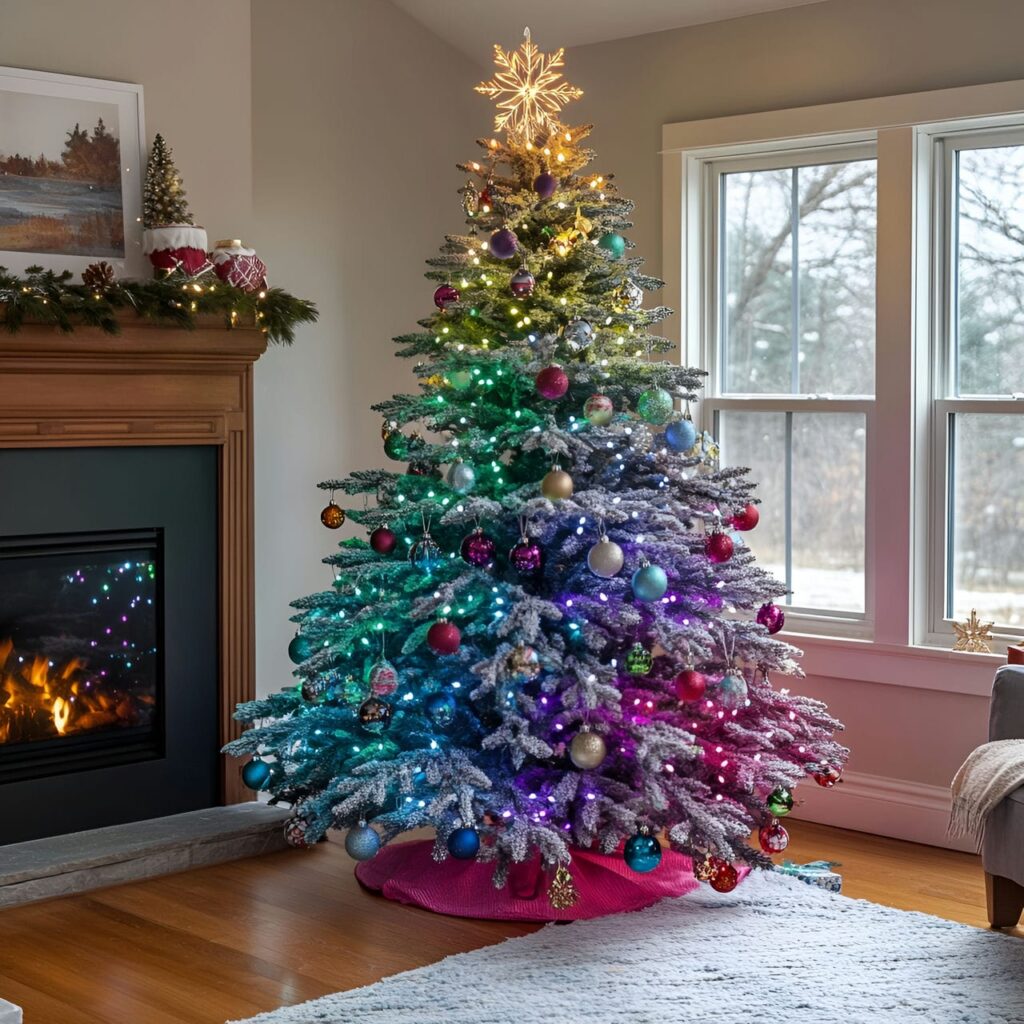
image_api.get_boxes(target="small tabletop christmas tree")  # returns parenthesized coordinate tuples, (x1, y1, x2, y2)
(227, 30, 847, 915)
(143, 132, 193, 229)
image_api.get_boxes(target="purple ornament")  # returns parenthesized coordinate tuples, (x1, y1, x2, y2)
(509, 536, 543, 576)
(534, 172, 558, 199)
(433, 283, 460, 310)
(461, 529, 496, 569)
(756, 602, 786, 634)
(489, 227, 518, 260)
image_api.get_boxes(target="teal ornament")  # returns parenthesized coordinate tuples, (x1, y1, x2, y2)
(446, 460, 476, 494)
(409, 534, 443, 574)
(383, 430, 408, 461)
(664, 417, 697, 452)
(625, 642, 653, 676)
(345, 822, 381, 861)
(717, 670, 748, 708)
(241, 757, 271, 791)
(632, 561, 668, 602)
(624, 830, 662, 873)
(597, 232, 627, 260)
(447, 826, 480, 860)
(636, 387, 674, 426)
(288, 632, 315, 665)
(767, 786, 795, 817)
(425, 691, 457, 727)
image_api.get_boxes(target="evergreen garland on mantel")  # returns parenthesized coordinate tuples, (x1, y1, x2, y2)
(0, 266, 318, 345)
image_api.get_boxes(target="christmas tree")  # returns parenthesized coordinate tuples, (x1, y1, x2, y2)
(142, 133, 193, 229)
(227, 31, 846, 905)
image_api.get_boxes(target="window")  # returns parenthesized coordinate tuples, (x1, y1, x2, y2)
(708, 152, 877, 624)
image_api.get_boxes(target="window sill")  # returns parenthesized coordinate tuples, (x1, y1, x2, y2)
(782, 631, 1003, 696)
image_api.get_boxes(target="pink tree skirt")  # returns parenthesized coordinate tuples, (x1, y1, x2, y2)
(354, 839, 711, 922)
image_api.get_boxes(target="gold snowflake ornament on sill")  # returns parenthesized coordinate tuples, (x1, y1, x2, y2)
(951, 609, 995, 653)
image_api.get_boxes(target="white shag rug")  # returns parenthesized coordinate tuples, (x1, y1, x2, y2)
(228, 871, 1024, 1024)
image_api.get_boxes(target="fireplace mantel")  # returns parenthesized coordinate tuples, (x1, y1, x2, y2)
(0, 316, 267, 804)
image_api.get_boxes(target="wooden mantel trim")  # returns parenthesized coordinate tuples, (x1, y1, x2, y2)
(0, 317, 269, 805)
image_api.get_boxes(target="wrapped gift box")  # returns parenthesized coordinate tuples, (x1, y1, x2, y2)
(1007, 644, 1024, 665)
(773, 859, 842, 893)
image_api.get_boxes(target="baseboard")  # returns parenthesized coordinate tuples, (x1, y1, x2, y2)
(792, 769, 976, 853)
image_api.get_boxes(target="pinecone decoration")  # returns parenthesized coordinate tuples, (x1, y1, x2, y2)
(82, 261, 116, 294)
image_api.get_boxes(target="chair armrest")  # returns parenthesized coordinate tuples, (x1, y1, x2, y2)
(990, 665, 1024, 741)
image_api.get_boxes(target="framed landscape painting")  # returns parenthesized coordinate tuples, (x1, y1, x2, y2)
(0, 67, 146, 279)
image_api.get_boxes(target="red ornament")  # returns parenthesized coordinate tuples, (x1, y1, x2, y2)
(756, 602, 785, 634)
(535, 365, 569, 400)
(709, 860, 740, 893)
(369, 527, 397, 555)
(730, 503, 760, 531)
(758, 818, 790, 854)
(427, 619, 461, 655)
(211, 241, 268, 292)
(705, 531, 734, 564)
(433, 283, 460, 310)
(674, 668, 707, 702)
(811, 763, 843, 788)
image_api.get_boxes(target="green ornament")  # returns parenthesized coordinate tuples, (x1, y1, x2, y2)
(341, 673, 367, 705)
(636, 387, 674, 426)
(625, 642, 653, 676)
(767, 786, 794, 817)
(383, 430, 409, 460)
(597, 232, 626, 260)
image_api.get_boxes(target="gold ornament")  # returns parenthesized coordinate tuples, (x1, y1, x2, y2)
(694, 853, 716, 882)
(320, 501, 345, 529)
(548, 208, 593, 258)
(541, 465, 574, 500)
(475, 28, 583, 143)
(424, 373, 448, 388)
(569, 729, 607, 770)
(548, 862, 579, 909)
(952, 609, 995, 653)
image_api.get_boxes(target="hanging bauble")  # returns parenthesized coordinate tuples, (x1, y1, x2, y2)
(283, 816, 311, 849)
(345, 822, 381, 861)
(288, 632, 314, 664)
(534, 171, 558, 199)
(758, 818, 790, 854)
(479, 182, 495, 212)
(636, 386, 674, 425)
(535, 364, 569, 399)
(383, 430, 408, 461)
(241, 757, 271, 791)
(717, 670, 748, 708)
(509, 536, 543, 576)
(409, 535, 443, 574)
(561, 317, 594, 353)
(705, 531, 734, 564)
(368, 657, 399, 696)
(301, 675, 330, 702)
(541, 466, 574, 501)
(811, 763, 843, 788)
(446, 460, 476, 494)
(709, 860, 740, 893)
(611, 278, 644, 312)
(632, 560, 668, 602)
(504, 643, 541, 683)
(461, 179, 480, 218)
(510, 266, 536, 297)
(756, 602, 785, 634)
(357, 696, 393, 733)
(369, 526, 398, 555)
(587, 535, 624, 578)
(694, 853, 717, 882)
(623, 829, 662, 873)
(424, 691, 457, 727)
(461, 528, 496, 569)
(433, 283, 460, 310)
(427, 619, 461, 655)
(731, 503, 760, 531)
(449, 369, 473, 390)
(767, 786, 795, 817)
(664, 417, 697, 453)
(597, 232, 627, 260)
(583, 393, 614, 426)
(625, 642, 654, 676)
(489, 226, 518, 260)
(569, 729, 607, 770)
(447, 825, 481, 860)
(320, 501, 345, 529)
(674, 668, 707, 702)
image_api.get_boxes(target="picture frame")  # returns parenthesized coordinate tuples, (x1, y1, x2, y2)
(0, 66, 146, 279)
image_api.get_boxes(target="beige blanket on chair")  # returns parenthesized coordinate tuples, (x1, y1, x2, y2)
(949, 738, 1024, 847)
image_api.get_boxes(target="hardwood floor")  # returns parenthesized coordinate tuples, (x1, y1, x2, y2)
(0, 821, 1019, 1024)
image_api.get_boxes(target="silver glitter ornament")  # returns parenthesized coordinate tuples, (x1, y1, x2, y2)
(446, 460, 476, 494)
(587, 535, 624, 578)
(562, 317, 594, 353)
(569, 729, 607, 770)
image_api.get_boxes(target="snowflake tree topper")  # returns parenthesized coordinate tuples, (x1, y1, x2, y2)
(475, 28, 583, 144)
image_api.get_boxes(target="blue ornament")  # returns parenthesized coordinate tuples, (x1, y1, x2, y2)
(344, 823, 381, 861)
(447, 826, 480, 860)
(717, 671, 748, 708)
(409, 534, 443, 574)
(597, 232, 627, 260)
(624, 831, 662, 873)
(665, 417, 697, 453)
(288, 632, 315, 664)
(446, 460, 476, 494)
(241, 757, 271, 791)
(425, 691, 457, 727)
(632, 562, 668, 602)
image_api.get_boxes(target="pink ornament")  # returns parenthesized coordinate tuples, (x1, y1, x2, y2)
(433, 283, 460, 310)
(535, 365, 569, 400)
(489, 227, 518, 260)
(730, 503, 760, 531)
(509, 537, 543, 575)
(674, 669, 707, 703)
(427, 620, 461, 655)
(756, 602, 785, 634)
(705, 531, 734, 564)
(369, 526, 397, 555)
(758, 819, 790, 854)
(461, 529, 496, 568)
